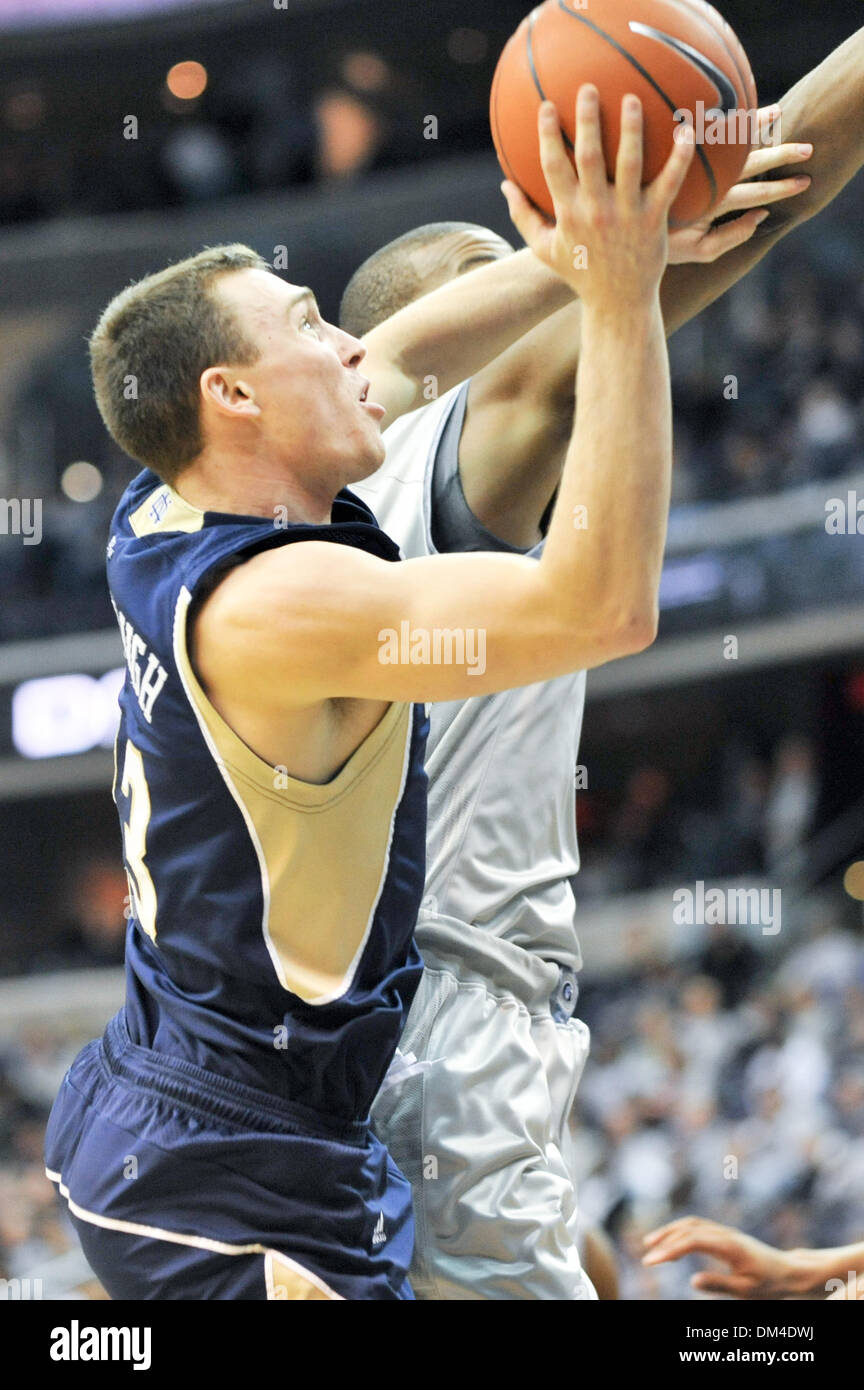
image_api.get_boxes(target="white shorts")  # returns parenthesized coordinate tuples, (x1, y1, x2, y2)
(371, 914, 595, 1300)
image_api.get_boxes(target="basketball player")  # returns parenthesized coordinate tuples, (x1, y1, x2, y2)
(343, 27, 864, 1299)
(643, 1216, 864, 1300)
(45, 88, 695, 1300)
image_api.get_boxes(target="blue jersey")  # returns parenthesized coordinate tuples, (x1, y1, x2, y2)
(107, 470, 428, 1126)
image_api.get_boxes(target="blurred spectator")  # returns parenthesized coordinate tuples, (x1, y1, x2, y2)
(314, 88, 384, 181)
(0, 127, 861, 642)
(0, 1026, 101, 1296)
(35, 861, 127, 973)
(695, 923, 761, 1009)
(575, 905, 864, 1298)
(722, 756, 769, 877)
(763, 735, 820, 873)
(778, 913, 864, 999)
(160, 122, 238, 203)
(607, 766, 683, 893)
(796, 379, 859, 479)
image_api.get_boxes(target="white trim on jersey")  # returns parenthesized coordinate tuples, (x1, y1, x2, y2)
(45, 1167, 343, 1300)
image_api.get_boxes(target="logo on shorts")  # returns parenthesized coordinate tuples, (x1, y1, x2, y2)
(372, 1211, 387, 1247)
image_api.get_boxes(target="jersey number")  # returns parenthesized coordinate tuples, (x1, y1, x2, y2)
(120, 739, 158, 942)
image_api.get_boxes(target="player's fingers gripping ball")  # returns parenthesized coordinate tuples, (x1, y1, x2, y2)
(490, 0, 758, 227)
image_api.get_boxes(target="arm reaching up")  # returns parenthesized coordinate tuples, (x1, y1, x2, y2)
(435, 24, 864, 548)
(642, 1216, 864, 1300)
(196, 90, 694, 749)
(661, 23, 864, 333)
(458, 128, 812, 546)
(360, 244, 572, 424)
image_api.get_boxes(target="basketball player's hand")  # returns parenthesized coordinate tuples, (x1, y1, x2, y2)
(667, 106, 813, 264)
(501, 86, 695, 309)
(642, 1217, 804, 1298)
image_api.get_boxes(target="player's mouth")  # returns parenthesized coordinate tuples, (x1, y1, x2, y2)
(358, 379, 386, 420)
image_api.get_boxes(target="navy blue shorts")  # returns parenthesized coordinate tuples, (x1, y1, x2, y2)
(45, 1012, 415, 1300)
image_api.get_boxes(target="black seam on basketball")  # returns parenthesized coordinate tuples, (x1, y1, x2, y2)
(492, 39, 552, 219)
(491, 26, 554, 221)
(526, 10, 575, 152)
(683, 0, 755, 107)
(628, 22, 737, 113)
(491, 57, 520, 187)
(555, 0, 716, 206)
(661, 0, 753, 108)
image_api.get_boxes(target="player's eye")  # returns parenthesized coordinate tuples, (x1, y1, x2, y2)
(300, 314, 322, 337)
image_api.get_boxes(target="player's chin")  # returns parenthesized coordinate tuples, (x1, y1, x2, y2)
(351, 428, 386, 480)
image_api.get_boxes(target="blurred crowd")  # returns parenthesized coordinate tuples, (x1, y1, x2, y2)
(0, 1025, 102, 1297)
(0, 54, 431, 227)
(1, 226, 862, 644)
(578, 732, 821, 900)
(2, 713, 860, 1298)
(574, 905, 864, 1299)
(0, 2, 858, 230)
(0, 27, 492, 228)
(670, 251, 864, 504)
(4, 896, 862, 1298)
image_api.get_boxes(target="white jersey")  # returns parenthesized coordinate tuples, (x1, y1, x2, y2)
(352, 386, 585, 971)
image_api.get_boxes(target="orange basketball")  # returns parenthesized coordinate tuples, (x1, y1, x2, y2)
(490, 0, 758, 226)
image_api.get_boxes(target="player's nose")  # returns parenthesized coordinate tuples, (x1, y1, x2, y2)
(335, 325, 366, 368)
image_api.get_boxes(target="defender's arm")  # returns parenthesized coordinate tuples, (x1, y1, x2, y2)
(455, 26, 864, 544)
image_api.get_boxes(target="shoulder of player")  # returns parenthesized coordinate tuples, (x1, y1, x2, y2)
(191, 536, 393, 703)
(195, 538, 378, 642)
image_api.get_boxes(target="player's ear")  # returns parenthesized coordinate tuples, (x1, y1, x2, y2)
(200, 367, 261, 418)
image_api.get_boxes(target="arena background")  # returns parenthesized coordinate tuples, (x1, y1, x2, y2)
(0, 0, 862, 1301)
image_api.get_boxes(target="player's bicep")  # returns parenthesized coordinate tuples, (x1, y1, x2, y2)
(456, 312, 580, 545)
(333, 548, 560, 700)
(458, 379, 570, 545)
(198, 540, 645, 704)
(196, 541, 577, 705)
(283, 544, 550, 702)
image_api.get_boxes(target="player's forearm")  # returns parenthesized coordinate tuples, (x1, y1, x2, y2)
(661, 26, 864, 335)
(538, 294, 670, 645)
(772, 26, 864, 222)
(455, 299, 580, 544)
(398, 26, 864, 447)
(783, 1243, 864, 1297)
(472, 298, 582, 421)
(263, 299, 670, 703)
(362, 246, 573, 419)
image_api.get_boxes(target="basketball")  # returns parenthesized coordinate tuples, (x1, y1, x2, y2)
(490, 0, 758, 226)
